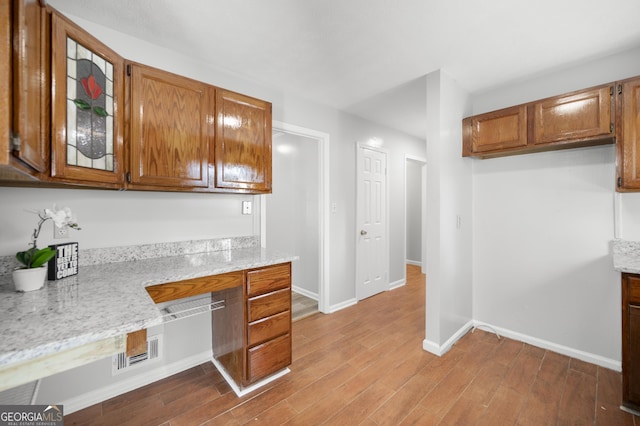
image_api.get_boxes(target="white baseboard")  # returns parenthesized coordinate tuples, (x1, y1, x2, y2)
(406, 260, 422, 267)
(291, 285, 318, 300)
(211, 357, 289, 397)
(328, 298, 357, 314)
(389, 278, 406, 290)
(472, 320, 621, 372)
(61, 350, 212, 415)
(423, 320, 474, 356)
(422, 319, 621, 372)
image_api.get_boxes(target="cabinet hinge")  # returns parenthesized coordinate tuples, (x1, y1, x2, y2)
(618, 84, 623, 95)
(618, 177, 623, 188)
(10, 133, 21, 151)
(610, 86, 614, 96)
(611, 123, 615, 133)
(126, 64, 131, 77)
(126, 172, 131, 183)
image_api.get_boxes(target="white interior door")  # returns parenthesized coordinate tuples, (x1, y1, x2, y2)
(356, 144, 388, 300)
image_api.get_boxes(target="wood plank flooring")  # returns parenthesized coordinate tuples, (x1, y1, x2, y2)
(65, 265, 638, 425)
(291, 292, 318, 322)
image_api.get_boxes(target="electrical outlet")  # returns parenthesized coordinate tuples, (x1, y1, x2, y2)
(53, 225, 69, 239)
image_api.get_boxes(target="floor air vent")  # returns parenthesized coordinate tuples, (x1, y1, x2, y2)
(112, 334, 162, 375)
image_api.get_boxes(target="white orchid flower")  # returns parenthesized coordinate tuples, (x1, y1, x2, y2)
(44, 205, 80, 229)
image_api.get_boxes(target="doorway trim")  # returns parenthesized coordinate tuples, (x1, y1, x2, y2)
(404, 154, 427, 283)
(262, 121, 330, 313)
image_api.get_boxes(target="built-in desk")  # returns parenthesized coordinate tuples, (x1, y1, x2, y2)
(0, 244, 296, 395)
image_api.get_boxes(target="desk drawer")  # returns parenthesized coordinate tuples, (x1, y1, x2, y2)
(246, 263, 290, 297)
(248, 288, 290, 322)
(248, 310, 290, 346)
(247, 333, 291, 383)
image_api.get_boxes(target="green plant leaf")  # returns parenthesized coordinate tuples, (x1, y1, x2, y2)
(92, 106, 109, 117)
(17, 247, 56, 268)
(73, 99, 91, 110)
(16, 250, 31, 267)
(30, 247, 56, 268)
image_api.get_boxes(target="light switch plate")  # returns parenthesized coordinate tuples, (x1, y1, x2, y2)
(242, 201, 252, 215)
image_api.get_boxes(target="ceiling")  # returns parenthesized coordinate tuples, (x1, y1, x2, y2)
(48, 0, 640, 140)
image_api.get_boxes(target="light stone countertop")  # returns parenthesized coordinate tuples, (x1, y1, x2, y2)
(613, 239, 640, 274)
(0, 244, 296, 369)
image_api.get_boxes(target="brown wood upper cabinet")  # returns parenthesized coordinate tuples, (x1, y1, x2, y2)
(616, 76, 640, 191)
(127, 62, 213, 190)
(50, 11, 125, 187)
(463, 83, 615, 159)
(3, 5, 273, 194)
(0, 0, 49, 182)
(462, 105, 527, 156)
(215, 90, 272, 193)
(531, 85, 613, 146)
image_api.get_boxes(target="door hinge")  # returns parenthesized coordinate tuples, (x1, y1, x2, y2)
(126, 64, 131, 76)
(10, 133, 21, 151)
(126, 172, 131, 183)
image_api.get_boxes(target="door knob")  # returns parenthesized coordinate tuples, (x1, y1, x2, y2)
(360, 230, 367, 235)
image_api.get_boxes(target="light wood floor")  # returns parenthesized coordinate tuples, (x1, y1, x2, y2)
(66, 265, 638, 425)
(291, 292, 318, 322)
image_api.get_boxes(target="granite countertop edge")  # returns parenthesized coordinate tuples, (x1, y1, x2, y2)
(612, 238, 640, 274)
(0, 243, 296, 368)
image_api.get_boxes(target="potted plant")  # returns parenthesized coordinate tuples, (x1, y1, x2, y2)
(13, 206, 81, 292)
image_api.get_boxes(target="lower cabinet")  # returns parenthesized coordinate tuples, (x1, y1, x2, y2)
(212, 262, 292, 389)
(622, 273, 640, 411)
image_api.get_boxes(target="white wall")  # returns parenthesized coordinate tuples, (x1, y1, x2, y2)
(471, 46, 640, 364)
(267, 132, 320, 296)
(424, 70, 473, 352)
(406, 159, 423, 263)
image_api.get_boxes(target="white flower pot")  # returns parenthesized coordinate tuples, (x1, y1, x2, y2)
(12, 266, 47, 292)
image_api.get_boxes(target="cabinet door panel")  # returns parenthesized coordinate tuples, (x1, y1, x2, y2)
(618, 77, 640, 191)
(129, 63, 212, 188)
(215, 90, 271, 193)
(630, 306, 640, 404)
(11, 0, 49, 173)
(50, 11, 124, 186)
(0, 0, 10, 169)
(532, 86, 612, 145)
(463, 105, 527, 155)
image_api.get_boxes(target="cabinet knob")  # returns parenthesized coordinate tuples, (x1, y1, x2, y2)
(360, 230, 367, 236)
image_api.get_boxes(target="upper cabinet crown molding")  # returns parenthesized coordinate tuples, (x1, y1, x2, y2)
(463, 83, 616, 159)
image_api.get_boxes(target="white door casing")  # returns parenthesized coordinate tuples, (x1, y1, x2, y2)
(262, 121, 330, 313)
(356, 143, 389, 300)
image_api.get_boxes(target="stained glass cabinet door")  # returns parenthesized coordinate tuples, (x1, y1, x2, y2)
(50, 11, 124, 186)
